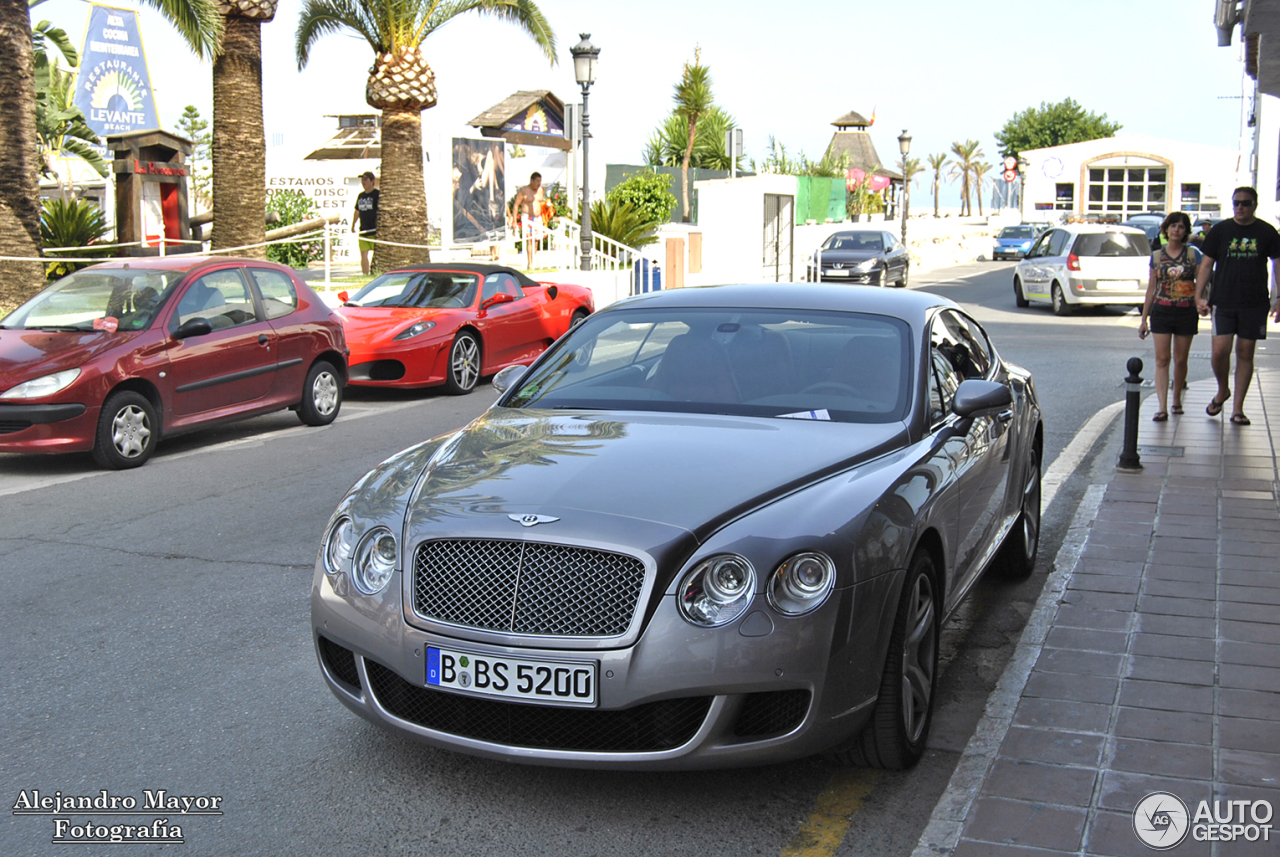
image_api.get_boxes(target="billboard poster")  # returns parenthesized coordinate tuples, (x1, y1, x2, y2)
(73, 4, 159, 138)
(452, 137, 505, 244)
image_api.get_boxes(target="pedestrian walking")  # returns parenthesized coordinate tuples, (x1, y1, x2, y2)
(352, 171, 379, 275)
(1194, 186, 1280, 425)
(1139, 212, 1200, 420)
(509, 172, 543, 270)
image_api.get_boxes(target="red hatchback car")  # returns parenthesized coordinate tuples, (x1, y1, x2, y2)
(336, 264, 593, 394)
(0, 257, 348, 469)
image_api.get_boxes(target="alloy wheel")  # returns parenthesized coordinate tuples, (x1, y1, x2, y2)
(900, 572, 936, 744)
(452, 336, 479, 390)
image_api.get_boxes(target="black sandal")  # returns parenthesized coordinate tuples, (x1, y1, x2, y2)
(1207, 395, 1229, 416)
(1231, 413, 1251, 426)
(1171, 404, 1184, 415)
(1152, 411, 1169, 422)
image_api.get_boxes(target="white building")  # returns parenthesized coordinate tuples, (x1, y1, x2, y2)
(1020, 134, 1244, 222)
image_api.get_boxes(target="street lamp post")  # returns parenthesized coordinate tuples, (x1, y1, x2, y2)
(897, 130, 912, 245)
(571, 34, 600, 272)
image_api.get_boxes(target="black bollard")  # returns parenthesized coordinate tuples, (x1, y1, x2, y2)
(1117, 356, 1144, 472)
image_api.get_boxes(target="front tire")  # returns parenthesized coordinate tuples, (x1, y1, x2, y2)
(896, 264, 909, 288)
(1014, 277, 1029, 308)
(1051, 282, 1072, 316)
(570, 308, 589, 328)
(298, 361, 342, 426)
(831, 550, 939, 769)
(444, 331, 480, 395)
(92, 391, 157, 469)
(993, 444, 1041, 579)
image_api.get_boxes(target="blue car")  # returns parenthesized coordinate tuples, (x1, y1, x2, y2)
(992, 225, 1038, 261)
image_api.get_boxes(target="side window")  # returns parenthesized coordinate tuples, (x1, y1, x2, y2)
(929, 348, 962, 424)
(960, 314, 994, 377)
(935, 310, 988, 380)
(249, 269, 298, 320)
(173, 270, 258, 331)
(1026, 234, 1048, 258)
(1047, 230, 1070, 257)
(883, 232, 898, 251)
(481, 273, 524, 303)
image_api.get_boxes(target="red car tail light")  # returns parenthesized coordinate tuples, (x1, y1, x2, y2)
(1067, 253, 1081, 271)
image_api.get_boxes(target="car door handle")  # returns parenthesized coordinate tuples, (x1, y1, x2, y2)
(997, 410, 1014, 423)
(258, 334, 270, 346)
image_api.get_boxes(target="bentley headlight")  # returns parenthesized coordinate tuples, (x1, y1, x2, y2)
(678, 555, 755, 627)
(768, 552, 836, 616)
(1, 367, 80, 399)
(323, 516, 354, 575)
(393, 321, 436, 340)
(352, 527, 397, 594)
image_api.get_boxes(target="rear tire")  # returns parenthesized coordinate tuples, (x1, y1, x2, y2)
(1051, 282, 1072, 316)
(896, 264, 909, 288)
(993, 444, 1041, 579)
(1014, 277, 1029, 308)
(444, 332, 480, 395)
(298, 360, 342, 426)
(830, 550, 939, 769)
(92, 391, 157, 469)
(570, 308, 589, 327)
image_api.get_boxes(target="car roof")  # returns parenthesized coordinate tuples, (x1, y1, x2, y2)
(83, 255, 297, 275)
(605, 283, 957, 324)
(384, 262, 542, 289)
(1059, 224, 1145, 235)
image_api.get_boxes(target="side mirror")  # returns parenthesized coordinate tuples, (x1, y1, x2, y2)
(546, 285, 558, 300)
(337, 290, 349, 303)
(481, 293, 515, 310)
(952, 379, 1012, 419)
(174, 318, 213, 340)
(492, 364, 529, 395)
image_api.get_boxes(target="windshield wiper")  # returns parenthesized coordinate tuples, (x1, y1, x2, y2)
(35, 325, 88, 332)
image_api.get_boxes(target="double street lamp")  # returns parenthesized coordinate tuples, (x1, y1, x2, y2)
(571, 34, 600, 271)
(897, 129, 912, 244)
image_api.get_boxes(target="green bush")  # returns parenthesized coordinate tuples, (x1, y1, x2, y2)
(40, 198, 111, 280)
(266, 189, 324, 268)
(607, 169, 677, 226)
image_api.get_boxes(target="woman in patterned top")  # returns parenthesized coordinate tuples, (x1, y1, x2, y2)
(1138, 211, 1200, 420)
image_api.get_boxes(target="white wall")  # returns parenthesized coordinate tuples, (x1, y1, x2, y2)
(694, 175, 799, 283)
(1254, 92, 1280, 226)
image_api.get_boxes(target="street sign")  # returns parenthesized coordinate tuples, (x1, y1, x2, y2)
(1003, 156, 1018, 171)
(1004, 169, 1018, 183)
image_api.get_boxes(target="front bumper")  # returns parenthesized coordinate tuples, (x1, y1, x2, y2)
(311, 563, 902, 769)
(992, 247, 1027, 260)
(810, 268, 884, 285)
(345, 338, 451, 388)
(0, 402, 96, 453)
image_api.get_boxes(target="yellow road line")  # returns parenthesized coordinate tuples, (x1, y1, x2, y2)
(779, 768, 883, 857)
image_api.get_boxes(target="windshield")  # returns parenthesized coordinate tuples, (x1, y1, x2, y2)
(999, 226, 1036, 239)
(504, 307, 912, 423)
(0, 268, 184, 332)
(823, 233, 884, 252)
(347, 271, 478, 309)
(1073, 232, 1150, 256)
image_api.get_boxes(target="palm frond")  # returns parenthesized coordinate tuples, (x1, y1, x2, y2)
(418, 0, 555, 63)
(296, 0, 384, 66)
(139, 0, 221, 60)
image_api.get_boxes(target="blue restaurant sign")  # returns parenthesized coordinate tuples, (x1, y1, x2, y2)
(73, 4, 158, 138)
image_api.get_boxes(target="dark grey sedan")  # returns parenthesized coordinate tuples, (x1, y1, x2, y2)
(807, 230, 910, 286)
(311, 285, 1042, 770)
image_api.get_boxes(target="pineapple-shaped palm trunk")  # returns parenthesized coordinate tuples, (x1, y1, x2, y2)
(366, 46, 436, 271)
(211, 0, 276, 258)
(0, 3, 44, 304)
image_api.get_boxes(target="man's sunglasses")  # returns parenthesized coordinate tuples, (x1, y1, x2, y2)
(1232, 199, 1256, 207)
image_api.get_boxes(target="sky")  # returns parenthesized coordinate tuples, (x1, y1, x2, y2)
(34, 0, 1252, 207)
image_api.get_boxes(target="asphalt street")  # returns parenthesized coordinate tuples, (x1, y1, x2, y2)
(0, 261, 1205, 856)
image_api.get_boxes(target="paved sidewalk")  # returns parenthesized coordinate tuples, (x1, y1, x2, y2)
(920, 367, 1280, 857)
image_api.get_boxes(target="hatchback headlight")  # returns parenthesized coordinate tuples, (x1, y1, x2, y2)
(352, 527, 397, 594)
(393, 321, 436, 340)
(323, 516, 354, 575)
(678, 555, 755, 627)
(768, 552, 836, 616)
(0, 368, 80, 399)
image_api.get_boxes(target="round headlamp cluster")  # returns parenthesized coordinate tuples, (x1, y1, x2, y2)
(323, 517, 354, 574)
(322, 518, 397, 595)
(767, 552, 836, 615)
(678, 555, 755, 627)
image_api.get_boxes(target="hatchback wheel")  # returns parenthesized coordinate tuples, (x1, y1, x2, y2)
(92, 391, 157, 469)
(831, 550, 939, 769)
(298, 360, 342, 426)
(1051, 282, 1072, 316)
(1014, 277, 1029, 308)
(444, 332, 480, 395)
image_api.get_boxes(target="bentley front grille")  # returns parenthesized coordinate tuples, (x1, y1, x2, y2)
(412, 539, 647, 637)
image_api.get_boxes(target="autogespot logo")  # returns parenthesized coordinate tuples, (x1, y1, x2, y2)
(1134, 792, 1189, 850)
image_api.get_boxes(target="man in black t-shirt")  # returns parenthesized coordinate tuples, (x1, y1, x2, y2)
(352, 171, 379, 275)
(1195, 186, 1280, 425)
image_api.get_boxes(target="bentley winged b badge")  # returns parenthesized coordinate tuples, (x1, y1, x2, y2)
(508, 513, 560, 527)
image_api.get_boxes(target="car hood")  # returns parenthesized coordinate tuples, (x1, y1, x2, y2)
(403, 408, 907, 543)
(335, 306, 460, 343)
(995, 237, 1032, 246)
(815, 250, 883, 263)
(0, 328, 140, 387)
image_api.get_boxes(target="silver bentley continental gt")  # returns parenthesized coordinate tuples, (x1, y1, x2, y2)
(311, 285, 1043, 770)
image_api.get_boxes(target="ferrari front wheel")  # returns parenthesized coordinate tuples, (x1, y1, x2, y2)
(444, 332, 480, 395)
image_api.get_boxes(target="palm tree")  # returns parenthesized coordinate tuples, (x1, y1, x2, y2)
(971, 160, 992, 217)
(211, 0, 280, 258)
(671, 50, 712, 222)
(0, 0, 220, 308)
(643, 105, 736, 170)
(948, 139, 982, 217)
(899, 155, 924, 223)
(296, 0, 556, 271)
(927, 153, 948, 217)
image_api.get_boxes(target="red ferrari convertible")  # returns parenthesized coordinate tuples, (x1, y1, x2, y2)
(335, 264, 593, 393)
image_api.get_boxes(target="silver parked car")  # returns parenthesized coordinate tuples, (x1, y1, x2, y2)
(1013, 224, 1151, 315)
(312, 285, 1043, 770)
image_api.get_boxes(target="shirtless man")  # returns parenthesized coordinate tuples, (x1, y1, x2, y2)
(509, 172, 542, 269)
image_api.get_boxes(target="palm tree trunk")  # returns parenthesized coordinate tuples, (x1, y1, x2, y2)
(932, 177, 939, 217)
(212, 16, 266, 258)
(975, 170, 984, 217)
(0, 0, 45, 307)
(376, 107, 430, 270)
(680, 119, 696, 222)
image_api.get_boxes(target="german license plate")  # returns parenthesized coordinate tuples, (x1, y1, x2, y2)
(824, 269, 850, 276)
(426, 647, 597, 706)
(1097, 279, 1138, 290)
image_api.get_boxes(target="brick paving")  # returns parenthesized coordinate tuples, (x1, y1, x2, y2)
(945, 368, 1280, 857)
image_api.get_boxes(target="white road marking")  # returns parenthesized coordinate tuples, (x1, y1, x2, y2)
(1040, 399, 1125, 516)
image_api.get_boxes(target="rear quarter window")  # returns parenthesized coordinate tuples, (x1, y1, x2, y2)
(1073, 232, 1150, 256)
